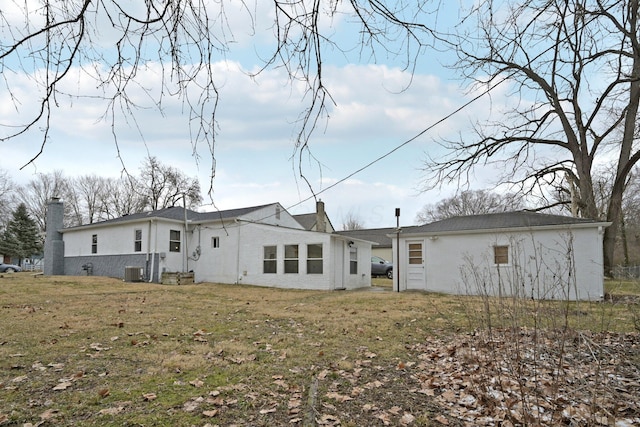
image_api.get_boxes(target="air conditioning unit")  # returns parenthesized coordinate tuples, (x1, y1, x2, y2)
(124, 266, 144, 282)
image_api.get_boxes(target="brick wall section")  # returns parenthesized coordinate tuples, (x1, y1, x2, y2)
(65, 254, 160, 282)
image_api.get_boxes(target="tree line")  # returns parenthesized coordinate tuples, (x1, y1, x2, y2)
(1, 1, 639, 275)
(0, 156, 202, 245)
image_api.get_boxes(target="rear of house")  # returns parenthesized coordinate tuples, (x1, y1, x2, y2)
(392, 211, 610, 301)
(45, 199, 372, 290)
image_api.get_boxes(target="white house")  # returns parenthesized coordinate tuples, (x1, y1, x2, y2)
(44, 199, 372, 290)
(391, 211, 610, 301)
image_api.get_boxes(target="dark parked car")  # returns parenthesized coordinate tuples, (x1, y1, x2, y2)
(371, 256, 393, 279)
(0, 263, 22, 273)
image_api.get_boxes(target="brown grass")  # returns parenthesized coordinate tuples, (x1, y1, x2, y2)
(0, 274, 637, 426)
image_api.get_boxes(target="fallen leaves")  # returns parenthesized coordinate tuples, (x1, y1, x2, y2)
(89, 342, 111, 352)
(52, 380, 73, 391)
(98, 403, 130, 416)
(325, 391, 353, 402)
(408, 329, 640, 426)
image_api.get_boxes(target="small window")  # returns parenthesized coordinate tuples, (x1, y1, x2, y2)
(494, 245, 509, 265)
(169, 230, 181, 252)
(349, 246, 358, 274)
(211, 236, 220, 248)
(91, 234, 98, 254)
(307, 244, 323, 274)
(276, 205, 281, 220)
(284, 244, 299, 274)
(134, 229, 142, 252)
(263, 245, 277, 274)
(408, 243, 423, 265)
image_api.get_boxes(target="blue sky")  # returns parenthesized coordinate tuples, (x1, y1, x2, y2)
(0, 2, 500, 228)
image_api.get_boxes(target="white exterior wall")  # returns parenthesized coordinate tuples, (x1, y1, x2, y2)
(61, 213, 372, 290)
(188, 222, 371, 290)
(239, 204, 304, 229)
(394, 226, 605, 301)
(62, 219, 188, 274)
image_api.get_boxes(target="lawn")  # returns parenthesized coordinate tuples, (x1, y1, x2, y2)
(1, 274, 638, 426)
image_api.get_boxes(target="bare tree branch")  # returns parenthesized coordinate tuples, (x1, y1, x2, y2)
(421, 0, 640, 273)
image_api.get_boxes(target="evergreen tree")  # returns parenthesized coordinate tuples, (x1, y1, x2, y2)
(0, 204, 43, 265)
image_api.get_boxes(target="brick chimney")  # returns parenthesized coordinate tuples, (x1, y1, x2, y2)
(316, 200, 326, 233)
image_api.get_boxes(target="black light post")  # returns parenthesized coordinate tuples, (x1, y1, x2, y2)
(395, 208, 400, 292)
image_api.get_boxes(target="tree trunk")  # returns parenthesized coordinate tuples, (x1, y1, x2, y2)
(604, 197, 622, 277)
(604, 0, 640, 276)
(621, 212, 630, 266)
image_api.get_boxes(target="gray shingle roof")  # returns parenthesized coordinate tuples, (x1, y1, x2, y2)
(336, 228, 396, 247)
(62, 203, 276, 230)
(293, 213, 318, 231)
(293, 212, 336, 232)
(403, 211, 606, 235)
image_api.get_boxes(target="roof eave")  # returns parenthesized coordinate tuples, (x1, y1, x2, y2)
(391, 221, 612, 238)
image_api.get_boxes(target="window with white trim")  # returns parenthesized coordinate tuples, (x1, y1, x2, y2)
(284, 244, 299, 273)
(494, 245, 509, 265)
(307, 244, 323, 274)
(169, 230, 181, 252)
(91, 234, 98, 254)
(263, 245, 277, 274)
(134, 229, 142, 252)
(349, 246, 358, 274)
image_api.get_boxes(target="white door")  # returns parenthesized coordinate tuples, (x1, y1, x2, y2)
(406, 241, 424, 290)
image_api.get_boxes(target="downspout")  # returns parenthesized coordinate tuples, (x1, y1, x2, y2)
(183, 201, 188, 272)
(154, 219, 159, 281)
(235, 219, 241, 284)
(148, 219, 155, 282)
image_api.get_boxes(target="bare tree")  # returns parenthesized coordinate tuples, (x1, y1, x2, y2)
(620, 173, 640, 265)
(17, 171, 71, 231)
(98, 176, 148, 219)
(415, 189, 524, 224)
(0, 169, 17, 231)
(423, 0, 640, 274)
(0, 1, 436, 193)
(341, 210, 366, 230)
(139, 156, 202, 210)
(66, 175, 110, 225)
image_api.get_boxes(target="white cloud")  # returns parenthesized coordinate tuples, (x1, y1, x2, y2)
(1, 55, 506, 227)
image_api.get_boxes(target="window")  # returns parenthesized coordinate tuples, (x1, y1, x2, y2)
(284, 244, 299, 273)
(307, 244, 323, 274)
(211, 236, 220, 248)
(276, 206, 281, 220)
(263, 246, 277, 274)
(169, 230, 181, 252)
(134, 229, 142, 252)
(91, 234, 97, 254)
(350, 246, 358, 274)
(494, 245, 509, 265)
(408, 243, 423, 265)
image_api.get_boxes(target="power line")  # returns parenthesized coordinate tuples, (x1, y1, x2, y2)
(282, 81, 500, 214)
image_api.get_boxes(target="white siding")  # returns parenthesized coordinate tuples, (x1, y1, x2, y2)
(238, 204, 304, 229)
(395, 226, 605, 301)
(63, 219, 187, 273)
(188, 222, 371, 290)
(61, 212, 372, 290)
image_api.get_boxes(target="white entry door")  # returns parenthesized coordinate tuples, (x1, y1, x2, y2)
(406, 241, 424, 290)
